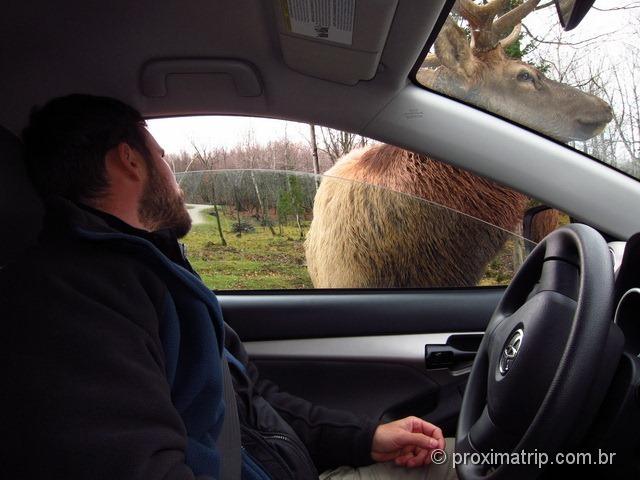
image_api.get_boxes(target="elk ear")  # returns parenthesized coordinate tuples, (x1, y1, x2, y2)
(434, 19, 477, 79)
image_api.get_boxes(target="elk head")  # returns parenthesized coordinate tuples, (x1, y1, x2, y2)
(417, 0, 613, 143)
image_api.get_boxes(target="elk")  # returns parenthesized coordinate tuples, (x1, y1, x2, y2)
(305, 0, 613, 288)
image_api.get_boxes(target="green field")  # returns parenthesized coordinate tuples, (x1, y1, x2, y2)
(182, 207, 313, 290)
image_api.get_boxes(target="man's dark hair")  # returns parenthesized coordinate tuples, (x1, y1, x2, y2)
(22, 94, 149, 202)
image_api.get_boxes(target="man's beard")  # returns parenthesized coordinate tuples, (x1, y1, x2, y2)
(138, 165, 192, 239)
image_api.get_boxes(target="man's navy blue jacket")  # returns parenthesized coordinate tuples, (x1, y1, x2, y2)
(0, 198, 378, 479)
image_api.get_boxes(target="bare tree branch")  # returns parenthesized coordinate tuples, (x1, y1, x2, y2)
(317, 127, 370, 164)
(521, 22, 617, 47)
(593, 2, 640, 12)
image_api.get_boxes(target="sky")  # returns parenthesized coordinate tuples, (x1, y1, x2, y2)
(147, 0, 638, 155)
(147, 116, 311, 155)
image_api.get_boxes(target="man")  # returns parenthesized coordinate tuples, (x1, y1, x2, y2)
(0, 95, 456, 479)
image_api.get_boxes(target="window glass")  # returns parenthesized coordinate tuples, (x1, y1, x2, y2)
(177, 169, 536, 290)
(149, 117, 553, 291)
(415, 0, 640, 180)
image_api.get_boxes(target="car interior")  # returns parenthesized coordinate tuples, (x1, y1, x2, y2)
(1, 1, 640, 478)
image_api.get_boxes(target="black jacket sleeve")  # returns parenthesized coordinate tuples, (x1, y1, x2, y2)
(0, 253, 212, 480)
(224, 324, 379, 472)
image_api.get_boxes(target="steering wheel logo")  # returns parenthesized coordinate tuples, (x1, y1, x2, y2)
(499, 328, 523, 375)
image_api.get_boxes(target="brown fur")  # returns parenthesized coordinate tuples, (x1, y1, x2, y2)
(304, 144, 549, 288)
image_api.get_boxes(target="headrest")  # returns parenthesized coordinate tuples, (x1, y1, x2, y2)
(0, 126, 44, 266)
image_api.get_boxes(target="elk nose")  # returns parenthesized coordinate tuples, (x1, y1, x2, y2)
(605, 103, 614, 122)
(596, 98, 614, 122)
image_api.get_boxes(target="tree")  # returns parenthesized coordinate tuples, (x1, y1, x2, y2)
(317, 127, 370, 164)
(308, 123, 321, 188)
(190, 141, 227, 246)
(241, 128, 277, 235)
(277, 175, 306, 239)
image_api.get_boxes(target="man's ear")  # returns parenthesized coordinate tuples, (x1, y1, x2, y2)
(105, 142, 146, 182)
(434, 19, 478, 78)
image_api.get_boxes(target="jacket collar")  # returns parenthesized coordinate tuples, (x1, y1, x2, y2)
(40, 196, 193, 271)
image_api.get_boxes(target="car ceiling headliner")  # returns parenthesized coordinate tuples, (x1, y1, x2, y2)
(0, 0, 448, 135)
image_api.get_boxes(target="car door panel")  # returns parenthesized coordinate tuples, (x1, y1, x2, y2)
(219, 288, 503, 435)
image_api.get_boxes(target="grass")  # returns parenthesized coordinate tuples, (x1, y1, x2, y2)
(479, 239, 520, 286)
(182, 207, 313, 290)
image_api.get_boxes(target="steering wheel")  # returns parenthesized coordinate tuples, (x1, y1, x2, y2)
(455, 224, 623, 480)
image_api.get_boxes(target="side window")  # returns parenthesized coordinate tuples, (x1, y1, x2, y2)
(149, 117, 564, 291)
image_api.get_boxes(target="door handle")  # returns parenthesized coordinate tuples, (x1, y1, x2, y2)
(425, 334, 482, 369)
(424, 345, 475, 368)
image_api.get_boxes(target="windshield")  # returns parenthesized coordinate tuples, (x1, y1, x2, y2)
(415, 0, 640, 180)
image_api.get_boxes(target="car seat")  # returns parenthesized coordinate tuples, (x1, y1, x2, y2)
(0, 126, 44, 266)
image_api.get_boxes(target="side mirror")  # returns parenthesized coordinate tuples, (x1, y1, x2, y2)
(555, 0, 596, 31)
(522, 205, 564, 254)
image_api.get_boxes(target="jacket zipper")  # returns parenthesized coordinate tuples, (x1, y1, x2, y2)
(263, 432, 317, 478)
(241, 426, 296, 479)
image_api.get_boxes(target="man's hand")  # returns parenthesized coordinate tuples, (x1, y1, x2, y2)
(371, 416, 445, 468)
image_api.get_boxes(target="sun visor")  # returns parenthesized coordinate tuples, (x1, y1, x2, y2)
(274, 0, 398, 85)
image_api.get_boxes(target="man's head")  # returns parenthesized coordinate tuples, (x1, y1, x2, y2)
(23, 94, 191, 237)
(136, 128, 192, 238)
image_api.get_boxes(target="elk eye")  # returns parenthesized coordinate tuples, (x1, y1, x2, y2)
(517, 71, 533, 82)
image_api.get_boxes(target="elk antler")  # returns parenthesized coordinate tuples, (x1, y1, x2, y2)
(498, 23, 522, 49)
(453, 0, 541, 52)
(454, 0, 510, 31)
(493, 0, 540, 42)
